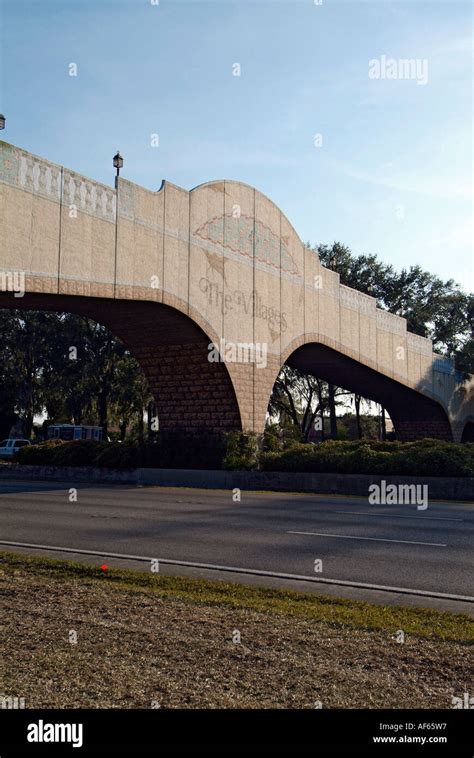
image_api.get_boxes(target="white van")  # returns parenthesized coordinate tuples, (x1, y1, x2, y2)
(0, 439, 31, 459)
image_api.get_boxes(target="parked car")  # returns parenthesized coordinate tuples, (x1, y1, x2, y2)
(0, 439, 31, 459)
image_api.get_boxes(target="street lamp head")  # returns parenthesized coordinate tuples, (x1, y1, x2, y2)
(113, 151, 123, 175)
(0, 114, 5, 130)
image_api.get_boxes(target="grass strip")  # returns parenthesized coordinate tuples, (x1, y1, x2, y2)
(1, 550, 472, 643)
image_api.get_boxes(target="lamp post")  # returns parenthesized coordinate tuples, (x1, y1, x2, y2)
(113, 151, 123, 177)
(0, 114, 5, 130)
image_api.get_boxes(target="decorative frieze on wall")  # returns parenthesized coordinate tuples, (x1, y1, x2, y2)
(376, 308, 406, 336)
(62, 170, 116, 223)
(340, 284, 376, 315)
(407, 332, 433, 357)
(19, 152, 62, 201)
(0, 143, 62, 201)
(0, 144, 116, 223)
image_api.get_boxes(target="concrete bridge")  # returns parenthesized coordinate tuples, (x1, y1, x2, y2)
(0, 141, 472, 441)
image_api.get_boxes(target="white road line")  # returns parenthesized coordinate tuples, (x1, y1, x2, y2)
(287, 530, 447, 547)
(0, 539, 470, 602)
(335, 511, 464, 522)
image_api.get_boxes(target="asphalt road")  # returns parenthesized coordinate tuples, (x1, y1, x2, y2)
(0, 481, 473, 612)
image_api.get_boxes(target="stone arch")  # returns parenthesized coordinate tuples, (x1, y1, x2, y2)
(272, 339, 453, 441)
(0, 293, 242, 432)
(461, 419, 474, 443)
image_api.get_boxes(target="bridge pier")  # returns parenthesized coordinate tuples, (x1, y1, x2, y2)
(136, 341, 241, 432)
(387, 414, 453, 442)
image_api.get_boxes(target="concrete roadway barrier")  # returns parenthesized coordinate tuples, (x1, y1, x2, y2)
(0, 464, 472, 501)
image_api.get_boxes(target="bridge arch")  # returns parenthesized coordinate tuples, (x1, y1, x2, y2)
(274, 337, 453, 441)
(0, 293, 243, 433)
(461, 419, 474, 443)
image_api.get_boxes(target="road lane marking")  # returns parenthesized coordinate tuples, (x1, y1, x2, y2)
(287, 530, 447, 547)
(0, 539, 469, 602)
(335, 511, 464, 522)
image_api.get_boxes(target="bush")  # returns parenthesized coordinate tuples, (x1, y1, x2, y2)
(262, 425, 282, 453)
(260, 439, 474, 477)
(93, 442, 139, 470)
(141, 429, 226, 469)
(16, 430, 226, 470)
(49, 440, 104, 467)
(15, 435, 474, 477)
(15, 439, 65, 465)
(223, 431, 259, 470)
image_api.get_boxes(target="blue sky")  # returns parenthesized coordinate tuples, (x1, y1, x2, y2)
(1, 0, 472, 290)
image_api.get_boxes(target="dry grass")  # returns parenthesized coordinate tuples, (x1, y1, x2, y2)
(1, 552, 472, 709)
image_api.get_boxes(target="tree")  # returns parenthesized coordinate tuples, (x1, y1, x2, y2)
(0, 312, 20, 437)
(109, 354, 153, 442)
(268, 366, 348, 441)
(0, 310, 153, 439)
(354, 394, 362, 439)
(314, 243, 472, 369)
(315, 242, 394, 305)
(42, 314, 97, 424)
(0, 311, 60, 437)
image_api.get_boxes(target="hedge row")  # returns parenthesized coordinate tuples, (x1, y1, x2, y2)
(15, 435, 474, 477)
(259, 439, 474, 477)
(16, 430, 225, 470)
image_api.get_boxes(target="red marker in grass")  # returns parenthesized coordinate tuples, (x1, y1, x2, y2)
(101, 564, 108, 571)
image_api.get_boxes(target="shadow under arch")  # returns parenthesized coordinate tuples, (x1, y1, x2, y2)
(0, 293, 242, 433)
(461, 420, 474, 443)
(281, 341, 453, 441)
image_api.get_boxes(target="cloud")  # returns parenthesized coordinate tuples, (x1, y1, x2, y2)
(326, 157, 471, 200)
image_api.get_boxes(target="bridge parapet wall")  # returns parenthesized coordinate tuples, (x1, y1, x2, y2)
(0, 142, 118, 298)
(1, 143, 116, 221)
